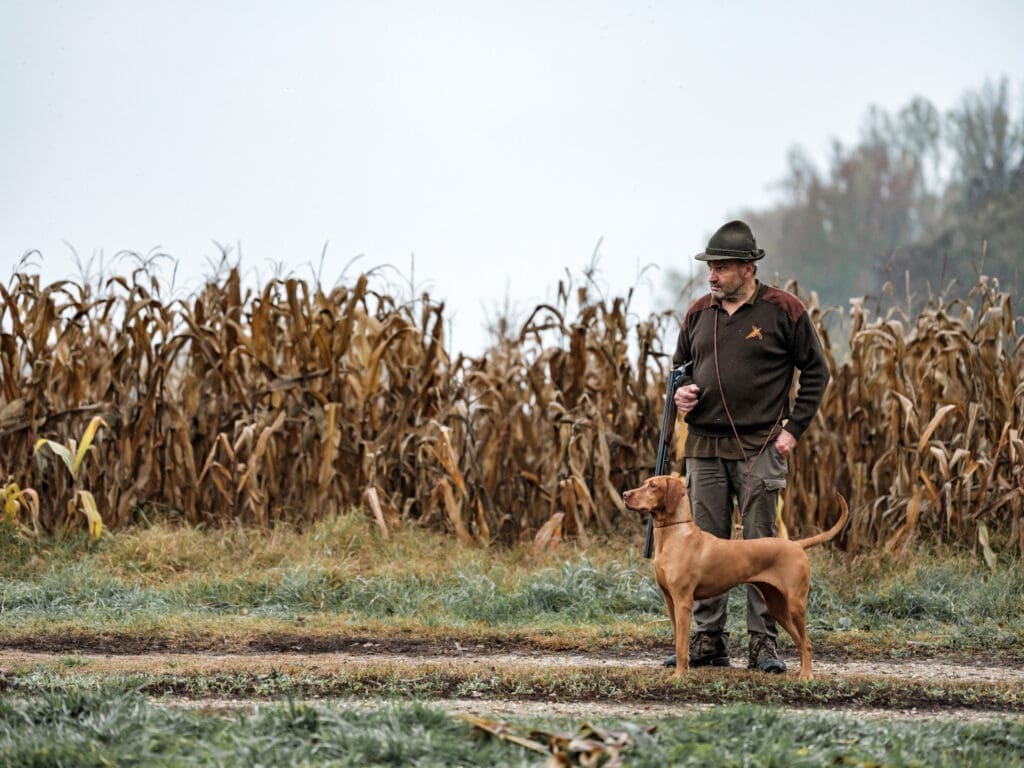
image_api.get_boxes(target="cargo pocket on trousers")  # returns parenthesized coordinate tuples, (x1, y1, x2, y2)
(763, 477, 787, 492)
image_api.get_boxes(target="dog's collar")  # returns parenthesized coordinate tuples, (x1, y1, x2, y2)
(654, 519, 692, 528)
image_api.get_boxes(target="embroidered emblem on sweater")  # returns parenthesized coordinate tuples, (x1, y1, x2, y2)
(746, 325, 764, 340)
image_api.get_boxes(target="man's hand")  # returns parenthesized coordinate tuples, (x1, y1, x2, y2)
(774, 429, 797, 456)
(673, 384, 700, 413)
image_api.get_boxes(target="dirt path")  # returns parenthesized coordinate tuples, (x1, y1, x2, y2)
(4, 646, 1024, 683)
(3, 645, 1024, 722)
(6, 638, 1024, 724)
(3, 633, 1024, 681)
(163, 693, 1014, 724)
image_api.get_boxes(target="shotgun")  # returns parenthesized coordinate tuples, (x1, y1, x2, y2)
(642, 361, 692, 559)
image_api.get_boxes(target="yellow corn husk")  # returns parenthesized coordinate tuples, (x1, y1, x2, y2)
(76, 490, 103, 540)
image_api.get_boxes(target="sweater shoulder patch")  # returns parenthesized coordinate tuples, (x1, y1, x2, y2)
(759, 286, 806, 324)
(683, 294, 715, 329)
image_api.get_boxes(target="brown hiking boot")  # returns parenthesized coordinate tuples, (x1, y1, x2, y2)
(663, 632, 730, 668)
(748, 632, 786, 673)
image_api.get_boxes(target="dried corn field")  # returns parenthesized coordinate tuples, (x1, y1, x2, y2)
(0, 269, 1021, 555)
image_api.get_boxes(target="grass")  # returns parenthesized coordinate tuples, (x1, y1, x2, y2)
(0, 684, 515, 767)
(2, 683, 1024, 767)
(1, 513, 1022, 660)
(3, 517, 1024, 764)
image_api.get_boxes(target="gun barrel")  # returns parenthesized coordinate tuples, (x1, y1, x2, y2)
(642, 364, 690, 558)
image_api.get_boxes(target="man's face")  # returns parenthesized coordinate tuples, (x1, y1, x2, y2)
(706, 260, 750, 301)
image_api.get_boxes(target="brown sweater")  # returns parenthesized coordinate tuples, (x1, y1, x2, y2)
(671, 282, 830, 445)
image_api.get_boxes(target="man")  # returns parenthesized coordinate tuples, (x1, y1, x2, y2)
(665, 219, 830, 673)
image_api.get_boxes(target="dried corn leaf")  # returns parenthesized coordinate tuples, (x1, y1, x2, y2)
(363, 486, 390, 541)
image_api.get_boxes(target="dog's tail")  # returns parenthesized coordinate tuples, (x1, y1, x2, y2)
(797, 493, 849, 550)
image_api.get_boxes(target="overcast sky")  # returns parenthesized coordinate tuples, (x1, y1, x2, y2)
(3, 1, 1022, 354)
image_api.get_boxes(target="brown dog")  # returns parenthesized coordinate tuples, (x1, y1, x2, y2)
(623, 475, 848, 680)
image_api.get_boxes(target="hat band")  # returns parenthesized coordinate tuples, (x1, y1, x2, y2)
(704, 246, 765, 259)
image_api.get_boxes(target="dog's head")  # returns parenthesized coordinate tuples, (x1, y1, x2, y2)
(622, 475, 690, 525)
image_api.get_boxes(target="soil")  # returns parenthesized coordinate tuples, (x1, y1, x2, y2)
(3, 635, 1023, 722)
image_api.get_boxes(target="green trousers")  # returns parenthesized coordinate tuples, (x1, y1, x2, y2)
(685, 446, 788, 640)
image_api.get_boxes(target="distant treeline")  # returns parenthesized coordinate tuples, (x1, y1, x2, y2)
(669, 78, 1024, 317)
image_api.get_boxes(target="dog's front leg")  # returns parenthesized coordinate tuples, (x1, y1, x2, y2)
(658, 584, 677, 661)
(671, 594, 694, 680)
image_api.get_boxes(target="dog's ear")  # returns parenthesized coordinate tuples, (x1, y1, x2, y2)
(663, 475, 685, 517)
